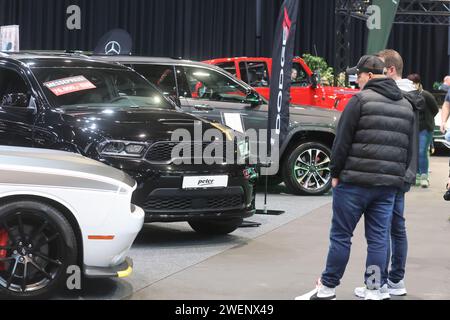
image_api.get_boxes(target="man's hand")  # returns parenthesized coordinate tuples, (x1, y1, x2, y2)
(441, 123, 447, 134)
(332, 178, 339, 189)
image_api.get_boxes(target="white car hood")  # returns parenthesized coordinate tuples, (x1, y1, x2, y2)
(0, 146, 135, 190)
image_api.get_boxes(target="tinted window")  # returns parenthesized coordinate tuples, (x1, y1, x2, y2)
(182, 66, 248, 103)
(216, 62, 237, 77)
(239, 62, 269, 88)
(175, 66, 192, 98)
(132, 64, 177, 96)
(0, 67, 28, 102)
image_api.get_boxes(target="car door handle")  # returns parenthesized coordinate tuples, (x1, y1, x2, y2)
(194, 104, 214, 111)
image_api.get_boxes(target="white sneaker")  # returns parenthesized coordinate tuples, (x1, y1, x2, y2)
(295, 279, 336, 300)
(387, 279, 407, 296)
(354, 284, 390, 300)
(420, 174, 429, 188)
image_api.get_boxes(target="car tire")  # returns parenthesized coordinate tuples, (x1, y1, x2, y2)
(0, 200, 77, 299)
(282, 141, 332, 196)
(188, 218, 243, 235)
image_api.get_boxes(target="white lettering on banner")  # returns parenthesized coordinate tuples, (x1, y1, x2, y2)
(274, 8, 292, 139)
(66, 5, 81, 30)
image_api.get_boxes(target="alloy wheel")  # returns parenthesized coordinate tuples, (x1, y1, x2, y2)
(0, 211, 64, 294)
(293, 148, 331, 191)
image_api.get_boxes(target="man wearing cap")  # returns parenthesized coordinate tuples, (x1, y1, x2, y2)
(296, 55, 415, 300)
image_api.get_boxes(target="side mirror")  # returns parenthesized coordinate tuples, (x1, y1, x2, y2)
(245, 91, 263, 107)
(1, 93, 29, 108)
(311, 71, 320, 89)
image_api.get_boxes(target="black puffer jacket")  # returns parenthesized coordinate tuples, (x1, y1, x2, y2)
(330, 78, 415, 189)
(396, 79, 426, 190)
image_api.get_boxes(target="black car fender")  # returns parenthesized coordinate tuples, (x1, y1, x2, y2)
(280, 126, 336, 156)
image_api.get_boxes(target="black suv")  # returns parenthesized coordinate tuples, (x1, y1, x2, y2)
(97, 56, 341, 195)
(0, 53, 256, 235)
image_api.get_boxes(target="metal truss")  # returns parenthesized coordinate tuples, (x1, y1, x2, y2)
(396, 0, 450, 25)
(336, 0, 450, 25)
(334, 0, 450, 85)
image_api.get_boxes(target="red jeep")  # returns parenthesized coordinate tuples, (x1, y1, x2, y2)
(203, 57, 358, 111)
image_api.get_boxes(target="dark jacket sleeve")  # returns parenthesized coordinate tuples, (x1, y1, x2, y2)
(403, 110, 418, 190)
(330, 95, 361, 179)
(423, 90, 439, 117)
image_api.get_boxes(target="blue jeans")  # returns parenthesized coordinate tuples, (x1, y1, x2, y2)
(418, 130, 433, 175)
(383, 191, 408, 284)
(321, 183, 396, 289)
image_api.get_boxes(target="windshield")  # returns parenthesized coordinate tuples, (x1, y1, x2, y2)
(32, 67, 172, 109)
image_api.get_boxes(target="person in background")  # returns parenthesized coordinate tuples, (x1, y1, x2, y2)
(439, 76, 450, 92)
(407, 73, 439, 188)
(441, 85, 450, 135)
(291, 68, 298, 82)
(441, 82, 450, 193)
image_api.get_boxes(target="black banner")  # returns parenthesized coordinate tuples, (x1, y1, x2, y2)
(267, 0, 299, 157)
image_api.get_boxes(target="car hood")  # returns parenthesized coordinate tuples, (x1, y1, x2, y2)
(288, 103, 340, 124)
(330, 87, 359, 97)
(60, 107, 218, 142)
(0, 146, 136, 190)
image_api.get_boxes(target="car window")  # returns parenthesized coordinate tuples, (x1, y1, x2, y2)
(132, 64, 177, 96)
(291, 62, 310, 87)
(32, 67, 171, 109)
(239, 62, 269, 88)
(216, 62, 237, 77)
(175, 66, 192, 98)
(182, 66, 249, 103)
(0, 67, 29, 104)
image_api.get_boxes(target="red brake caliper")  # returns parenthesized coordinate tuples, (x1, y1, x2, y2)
(0, 229, 8, 271)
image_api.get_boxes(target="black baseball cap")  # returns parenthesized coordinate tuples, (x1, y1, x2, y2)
(346, 55, 385, 75)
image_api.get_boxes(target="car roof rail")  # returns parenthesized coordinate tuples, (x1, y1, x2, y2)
(64, 50, 93, 58)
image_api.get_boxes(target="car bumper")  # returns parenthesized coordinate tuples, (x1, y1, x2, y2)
(433, 127, 450, 150)
(82, 204, 144, 270)
(126, 166, 257, 222)
(434, 139, 450, 150)
(84, 257, 133, 278)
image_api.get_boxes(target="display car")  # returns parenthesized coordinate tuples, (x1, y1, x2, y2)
(0, 146, 144, 298)
(433, 108, 450, 152)
(0, 53, 256, 235)
(203, 56, 358, 111)
(96, 56, 340, 195)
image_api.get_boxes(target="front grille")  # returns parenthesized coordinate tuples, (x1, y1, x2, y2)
(143, 194, 243, 211)
(145, 141, 232, 163)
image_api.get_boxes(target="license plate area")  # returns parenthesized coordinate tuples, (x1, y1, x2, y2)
(182, 175, 228, 190)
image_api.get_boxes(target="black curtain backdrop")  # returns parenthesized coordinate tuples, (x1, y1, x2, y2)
(0, 0, 447, 89)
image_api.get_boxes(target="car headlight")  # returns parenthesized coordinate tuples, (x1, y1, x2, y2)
(99, 140, 147, 158)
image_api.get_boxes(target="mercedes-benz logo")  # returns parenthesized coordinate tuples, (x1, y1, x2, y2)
(105, 41, 121, 55)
